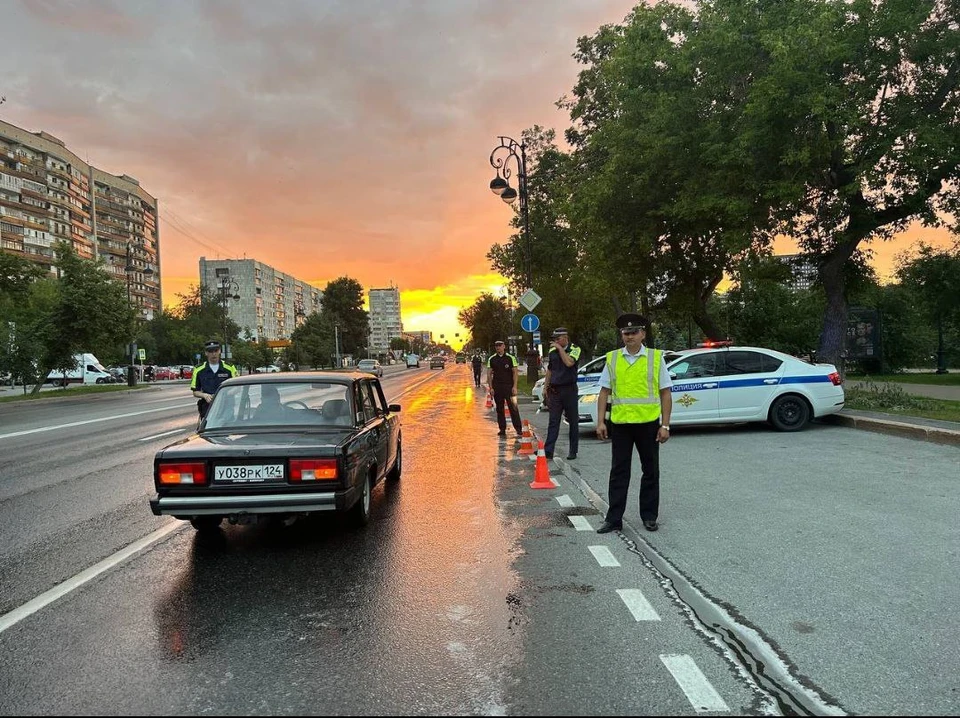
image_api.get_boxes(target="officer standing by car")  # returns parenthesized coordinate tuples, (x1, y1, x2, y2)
(471, 350, 484, 388)
(487, 340, 523, 437)
(542, 327, 582, 460)
(595, 314, 672, 534)
(190, 340, 239, 422)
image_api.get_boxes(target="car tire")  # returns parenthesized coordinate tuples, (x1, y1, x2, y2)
(387, 439, 402, 481)
(769, 394, 811, 431)
(190, 516, 223, 532)
(350, 474, 372, 527)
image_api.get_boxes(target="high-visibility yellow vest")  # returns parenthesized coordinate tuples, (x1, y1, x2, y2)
(606, 348, 662, 424)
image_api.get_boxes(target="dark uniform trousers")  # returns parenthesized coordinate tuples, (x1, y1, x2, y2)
(493, 385, 523, 434)
(544, 384, 579, 457)
(472, 363, 483, 387)
(606, 420, 660, 524)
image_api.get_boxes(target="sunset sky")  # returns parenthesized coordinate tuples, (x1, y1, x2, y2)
(2, 0, 954, 351)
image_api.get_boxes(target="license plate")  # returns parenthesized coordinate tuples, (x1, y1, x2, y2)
(214, 464, 284, 483)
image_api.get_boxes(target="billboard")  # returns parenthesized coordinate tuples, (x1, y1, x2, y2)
(846, 307, 881, 360)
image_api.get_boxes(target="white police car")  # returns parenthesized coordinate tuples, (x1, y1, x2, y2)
(574, 343, 845, 432)
(532, 355, 609, 404)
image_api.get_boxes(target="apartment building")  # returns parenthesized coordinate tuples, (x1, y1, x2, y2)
(199, 258, 322, 342)
(774, 254, 818, 291)
(403, 330, 433, 346)
(368, 286, 403, 355)
(0, 119, 160, 318)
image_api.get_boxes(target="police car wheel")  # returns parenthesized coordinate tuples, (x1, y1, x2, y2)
(769, 394, 811, 432)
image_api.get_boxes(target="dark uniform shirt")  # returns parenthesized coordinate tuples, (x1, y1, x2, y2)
(487, 352, 518, 387)
(547, 344, 581, 386)
(471, 355, 483, 369)
(190, 361, 238, 395)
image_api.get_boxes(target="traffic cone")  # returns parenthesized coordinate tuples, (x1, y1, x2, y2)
(518, 420, 535, 455)
(530, 441, 557, 489)
(484, 389, 493, 409)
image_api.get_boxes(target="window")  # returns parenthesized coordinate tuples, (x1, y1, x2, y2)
(358, 381, 379, 422)
(761, 355, 783, 373)
(670, 353, 718, 380)
(722, 351, 766, 375)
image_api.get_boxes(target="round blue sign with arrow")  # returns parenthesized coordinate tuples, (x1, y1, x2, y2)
(521, 313, 540, 333)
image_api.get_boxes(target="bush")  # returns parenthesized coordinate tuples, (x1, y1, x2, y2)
(845, 381, 936, 413)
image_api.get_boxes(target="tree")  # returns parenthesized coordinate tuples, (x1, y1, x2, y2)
(458, 294, 515, 353)
(319, 277, 369, 357)
(289, 312, 335, 369)
(896, 242, 960, 373)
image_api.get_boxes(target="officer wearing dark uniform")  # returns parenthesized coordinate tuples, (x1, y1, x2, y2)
(190, 340, 239, 421)
(486, 340, 523, 437)
(596, 314, 673, 534)
(543, 327, 582, 460)
(471, 350, 483, 388)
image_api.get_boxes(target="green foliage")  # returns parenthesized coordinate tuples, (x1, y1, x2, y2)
(318, 277, 369, 357)
(457, 293, 515, 353)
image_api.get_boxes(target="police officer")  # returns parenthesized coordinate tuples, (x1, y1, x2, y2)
(190, 340, 239, 421)
(542, 327, 582, 460)
(487, 340, 523, 437)
(595, 314, 673, 533)
(471, 350, 483, 388)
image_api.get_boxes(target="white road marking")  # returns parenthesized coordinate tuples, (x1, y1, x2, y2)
(568, 515, 593, 531)
(0, 403, 197, 441)
(588, 545, 620, 567)
(617, 589, 661, 622)
(659, 654, 730, 713)
(555, 495, 575, 508)
(138, 427, 189, 441)
(0, 522, 185, 635)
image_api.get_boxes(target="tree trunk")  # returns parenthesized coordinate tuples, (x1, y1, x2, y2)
(817, 255, 849, 372)
(691, 296, 724, 340)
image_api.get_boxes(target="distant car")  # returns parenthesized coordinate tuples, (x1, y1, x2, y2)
(455, 352, 466, 364)
(153, 366, 177, 381)
(405, 354, 420, 369)
(149, 372, 402, 531)
(255, 365, 281, 373)
(430, 356, 445, 370)
(356, 359, 383, 377)
(574, 345, 844, 432)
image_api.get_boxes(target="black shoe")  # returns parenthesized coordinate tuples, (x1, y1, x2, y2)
(566, 453, 577, 460)
(643, 520, 659, 532)
(545, 453, 554, 460)
(596, 520, 622, 534)
(497, 430, 507, 437)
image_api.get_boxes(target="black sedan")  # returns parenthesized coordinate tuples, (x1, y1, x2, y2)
(150, 372, 401, 531)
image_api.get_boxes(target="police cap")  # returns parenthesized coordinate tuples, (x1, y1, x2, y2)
(551, 327, 569, 338)
(616, 313, 648, 331)
(203, 340, 222, 351)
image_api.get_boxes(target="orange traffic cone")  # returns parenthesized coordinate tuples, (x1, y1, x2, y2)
(530, 441, 557, 489)
(484, 389, 493, 409)
(518, 420, 535, 455)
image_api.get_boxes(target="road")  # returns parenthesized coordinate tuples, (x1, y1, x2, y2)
(0, 364, 957, 715)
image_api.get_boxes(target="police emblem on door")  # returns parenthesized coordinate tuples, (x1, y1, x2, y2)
(677, 394, 697, 408)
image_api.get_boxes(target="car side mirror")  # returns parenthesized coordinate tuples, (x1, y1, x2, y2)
(389, 403, 401, 412)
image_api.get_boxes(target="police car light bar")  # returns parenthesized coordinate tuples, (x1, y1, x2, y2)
(697, 340, 734, 348)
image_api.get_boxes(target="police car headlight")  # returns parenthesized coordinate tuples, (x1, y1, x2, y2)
(580, 392, 599, 404)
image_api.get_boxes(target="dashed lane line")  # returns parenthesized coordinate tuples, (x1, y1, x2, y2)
(660, 654, 731, 713)
(588, 545, 620, 567)
(568, 515, 593, 531)
(555, 494, 575, 508)
(616, 588, 661, 622)
(0, 403, 197, 440)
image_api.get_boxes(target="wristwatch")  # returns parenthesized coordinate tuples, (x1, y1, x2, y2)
(661, 425, 670, 431)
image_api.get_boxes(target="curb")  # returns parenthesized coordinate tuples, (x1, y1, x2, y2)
(826, 414, 960, 447)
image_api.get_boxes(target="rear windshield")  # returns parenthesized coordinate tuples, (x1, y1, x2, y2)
(205, 382, 355, 429)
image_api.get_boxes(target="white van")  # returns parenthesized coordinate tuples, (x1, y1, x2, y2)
(405, 353, 420, 369)
(47, 353, 113, 386)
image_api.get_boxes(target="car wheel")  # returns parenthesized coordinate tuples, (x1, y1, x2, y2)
(190, 516, 223, 532)
(769, 394, 811, 431)
(387, 439, 402, 481)
(350, 474, 372, 527)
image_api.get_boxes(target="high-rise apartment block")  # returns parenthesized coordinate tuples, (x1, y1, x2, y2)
(774, 254, 818, 291)
(0, 119, 160, 318)
(199, 258, 322, 342)
(368, 286, 403, 355)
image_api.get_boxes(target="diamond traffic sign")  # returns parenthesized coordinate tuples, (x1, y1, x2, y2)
(520, 314, 540, 333)
(519, 288, 541, 312)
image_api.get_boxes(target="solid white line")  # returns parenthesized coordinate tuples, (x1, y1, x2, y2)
(0, 522, 185, 635)
(0, 403, 196, 440)
(588, 545, 620, 567)
(555, 495, 575, 508)
(568, 515, 593, 531)
(138, 427, 189, 442)
(617, 589, 661, 622)
(659, 654, 730, 713)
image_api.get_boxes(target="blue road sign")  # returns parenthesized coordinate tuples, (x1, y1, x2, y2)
(521, 313, 540, 332)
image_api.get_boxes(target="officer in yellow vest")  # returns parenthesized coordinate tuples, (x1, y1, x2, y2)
(595, 314, 673, 533)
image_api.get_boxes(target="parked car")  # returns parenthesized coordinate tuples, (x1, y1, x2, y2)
(255, 365, 281, 373)
(153, 366, 177, 381)
(429, 356, 445, 369)
(47, 353, 112, 386)
(573, 345, 844, 432)
(149, 372, 402, 531)
(532, 351, 686, 404)
(356, 359, 383, 377)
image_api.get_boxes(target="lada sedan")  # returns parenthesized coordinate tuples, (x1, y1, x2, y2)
(150, 372, 402, 532)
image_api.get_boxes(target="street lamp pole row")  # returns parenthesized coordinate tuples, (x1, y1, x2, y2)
(489, 136, 532, 290)
(125, 242, 153, 386)
(218, 278, 241, 360)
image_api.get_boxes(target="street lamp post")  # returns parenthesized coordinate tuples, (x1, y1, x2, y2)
(489, 136, 532, 290)
(125, 242, 153, 386)
(217, 278, 241, 361)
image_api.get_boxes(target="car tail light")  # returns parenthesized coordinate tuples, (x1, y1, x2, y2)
(828, 371, 842, 386)
(158, 462, 207, 485)
(290, 459, 338, 482)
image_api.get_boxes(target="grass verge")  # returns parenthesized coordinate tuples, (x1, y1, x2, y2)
(848, 373, 960, 386)
(845, 382, 960, 423)
(0, 384, 154, 403)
